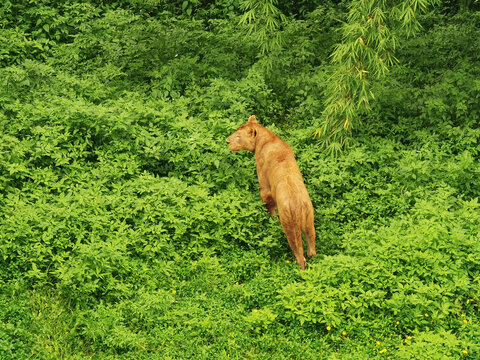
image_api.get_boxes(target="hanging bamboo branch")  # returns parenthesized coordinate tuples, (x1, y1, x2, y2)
(315, 0, 439, 154)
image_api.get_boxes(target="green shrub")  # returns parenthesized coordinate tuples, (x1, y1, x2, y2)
(278, 188, 480, 339)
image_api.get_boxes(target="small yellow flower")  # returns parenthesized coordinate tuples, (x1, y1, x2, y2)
(326, 326, 331, 331)
(376, 341, 381, 346)
(461, 314, 466, 317)
(463, 319, 468, 324)
(208, 163, 212, 165)
(396, 321, 400, 325)
(5, 302, 8, 306)
(425, 313, 429, 317)
(29, 258, 34, 262)
(342, 331, 347, 336)
(285, 260, 290, 264)
(404, 339, 408, 343)
(379, 348, 387, 354)
(29, 38, 32, 41)
(34, 41, 37, 44)
(253, 309, 258, 313)
(462, 350, 468, 354)
(45, 345, 49, 349)
(171, 289, 176, 294)
(407, 336, 412, 340)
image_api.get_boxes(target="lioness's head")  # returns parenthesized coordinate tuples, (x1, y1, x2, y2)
(226, 115, 258, 152)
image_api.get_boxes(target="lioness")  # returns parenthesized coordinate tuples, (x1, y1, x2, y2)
(226, 115, 316, 269)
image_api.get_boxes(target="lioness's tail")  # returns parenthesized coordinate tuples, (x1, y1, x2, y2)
(277, 188, 306, 269)
(301, 198, 316, 258)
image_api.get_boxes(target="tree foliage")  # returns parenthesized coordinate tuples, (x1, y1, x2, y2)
(239, 0, 287, 59)
(315, 0, 440, 153)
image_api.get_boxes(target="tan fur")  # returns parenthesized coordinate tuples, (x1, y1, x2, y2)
(226, 115, 316, 270)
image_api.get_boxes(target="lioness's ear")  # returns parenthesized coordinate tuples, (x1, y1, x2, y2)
(248, 115, 258, 124)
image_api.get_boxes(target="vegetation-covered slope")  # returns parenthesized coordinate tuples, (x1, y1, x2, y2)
(1, 1, 479, 358)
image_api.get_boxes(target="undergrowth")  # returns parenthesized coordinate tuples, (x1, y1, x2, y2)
(1, 1, 479, 359)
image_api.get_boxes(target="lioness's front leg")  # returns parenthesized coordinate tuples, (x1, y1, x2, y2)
(260, 188, 277, 216)
(266, 198, 277, 216)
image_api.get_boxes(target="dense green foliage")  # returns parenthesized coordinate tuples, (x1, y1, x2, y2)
(1, 0, 480, 359)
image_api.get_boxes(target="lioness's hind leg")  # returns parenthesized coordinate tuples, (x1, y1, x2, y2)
(280, 219, 305, 270)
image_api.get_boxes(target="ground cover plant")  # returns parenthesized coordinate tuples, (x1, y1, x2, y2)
(1, 0, 479, 359)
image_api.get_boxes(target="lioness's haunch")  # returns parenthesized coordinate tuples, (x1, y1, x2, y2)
(226, 115, 316, 270)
